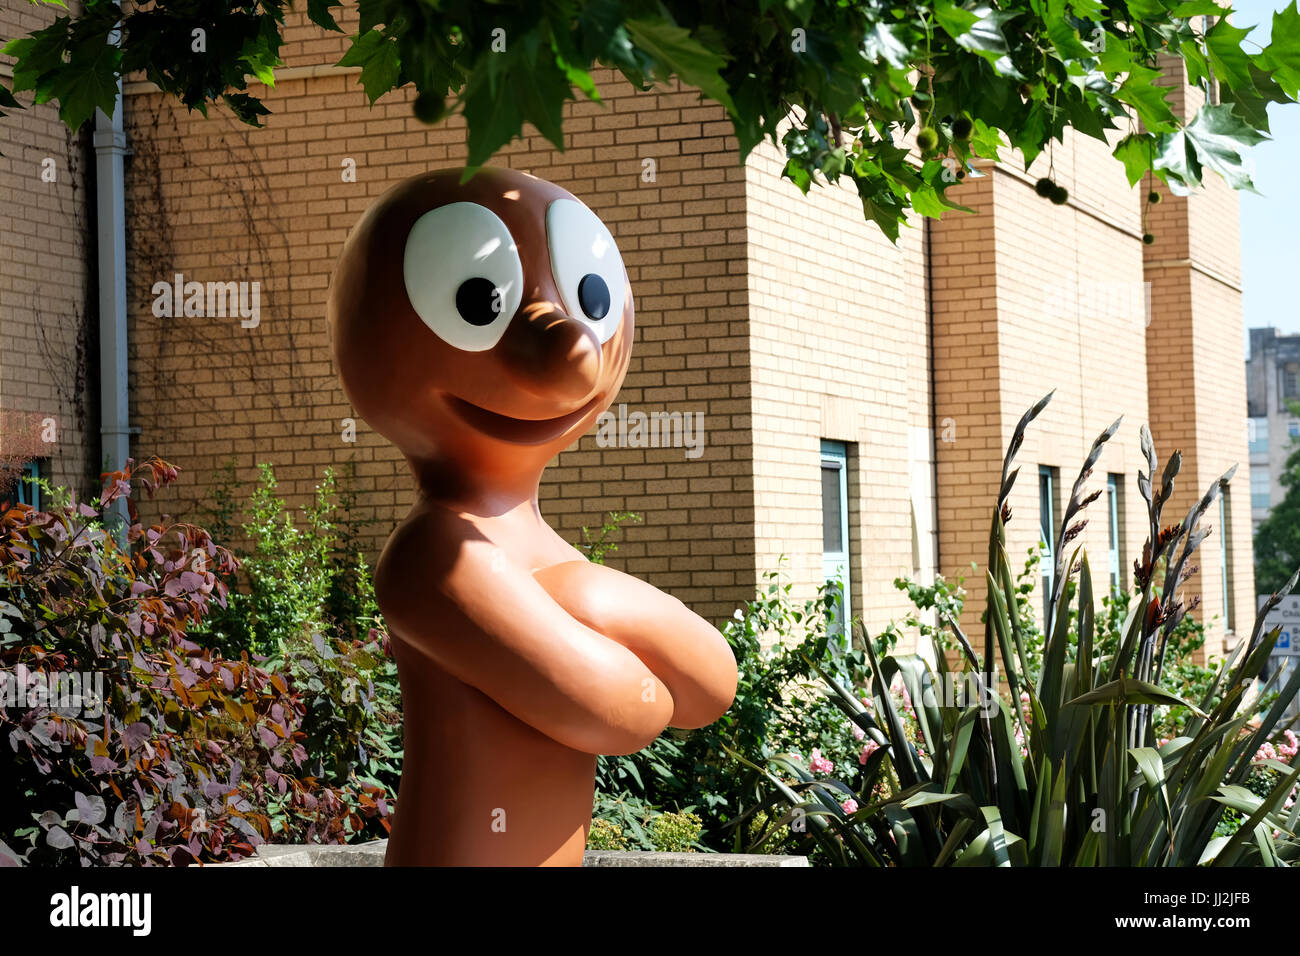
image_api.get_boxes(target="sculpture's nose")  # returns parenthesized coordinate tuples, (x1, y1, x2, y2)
(497, 300, 602, 403)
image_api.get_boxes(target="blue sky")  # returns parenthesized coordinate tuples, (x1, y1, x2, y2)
(1235, 0, 1298, 353)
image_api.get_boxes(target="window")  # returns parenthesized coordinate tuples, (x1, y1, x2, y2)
(15, 461, 41, 511)
(1219, 488, 1234, 633)
(1039, 466, 1058, 622)
(1106, 474, 1123, 592)
(1252, 467, 1272, 511)
(1283, 365, 1300, 401)
(821, 441, 851, 644)
(1249, 417, 1269, 456)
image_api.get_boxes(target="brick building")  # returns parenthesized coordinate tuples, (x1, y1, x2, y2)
(1, 5, 1253, 660)
(0, 2, 96, 503)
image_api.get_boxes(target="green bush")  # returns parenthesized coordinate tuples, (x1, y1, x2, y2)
(593, 562, 883, 852)
(588, 792, 704, 852)
(191, 461, 401, 831)
(735, 395, 1300, 866)
(892, 548, 1221, 743)
(586, 818, 628, 851)
(650, 811, 704, 852)
(0, 459, 387, 865)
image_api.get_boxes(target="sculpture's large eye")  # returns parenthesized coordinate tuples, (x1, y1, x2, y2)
(546, 199, 626, 344)
(403, 202, 523, 351)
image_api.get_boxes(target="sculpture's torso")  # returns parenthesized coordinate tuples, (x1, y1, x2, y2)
(376, 497, 597, 867)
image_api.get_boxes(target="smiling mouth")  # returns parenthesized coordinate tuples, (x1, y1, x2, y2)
(445, 393, 603, 445)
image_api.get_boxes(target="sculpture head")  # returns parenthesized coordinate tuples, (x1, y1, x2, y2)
(328, 167, 633, 489)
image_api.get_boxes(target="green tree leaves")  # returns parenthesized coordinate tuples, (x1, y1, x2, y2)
(337, 29, 400, 105)
(51, 36, 123, 130)
(4, 12, 121, 130)
(624, 16, 734, 115)
(2, 0, 1296, 238)
(1253, 413, 1300, 596)
(1261, 0, 1300, 97)
(1116, 64, 1178, 133)
(307, 0, 344, 33)
(1156, 104, 1268, 191)
(1206, 16, 1257, 91)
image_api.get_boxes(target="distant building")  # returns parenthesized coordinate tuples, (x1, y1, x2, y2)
(1246, 327, 1300, 531)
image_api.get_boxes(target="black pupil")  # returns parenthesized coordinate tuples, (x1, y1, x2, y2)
(455, 277, 501, 326)
(578, 273, 610, 321)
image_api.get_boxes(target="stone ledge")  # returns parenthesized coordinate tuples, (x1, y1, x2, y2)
(209, 840, 809, 867)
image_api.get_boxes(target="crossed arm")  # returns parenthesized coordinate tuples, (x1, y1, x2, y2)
(532, 559, 737, 731)
(377, 511, 737, 756)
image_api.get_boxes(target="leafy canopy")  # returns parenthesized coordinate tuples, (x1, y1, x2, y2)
(3, 0, 1297, 238)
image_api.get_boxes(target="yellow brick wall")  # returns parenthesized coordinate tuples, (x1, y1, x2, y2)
(930, 170, 1003, 644)
(1144, 58, 1255, 660)
(120, 44, 757, 623)
(1187, 270, 1256, 650)
(4, 3, 1255, 653)
(0, 1, 95, 497)
(743, 138, 932, 645)
(999, 134, 1151, 618)
(934, 125, 1152, 641)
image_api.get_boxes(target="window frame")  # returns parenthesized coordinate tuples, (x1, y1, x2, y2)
(1248, 417, 1268, 456)
(15, 460, 42, 511)
(1106, 473, 1122, 592)
(1039, 465, 1059, 623)
(1219, 488, 1234, 634)
(1251, 466, 1272, 511)
(1282, 365, 1300, 402)
(821, 440, 852, 646)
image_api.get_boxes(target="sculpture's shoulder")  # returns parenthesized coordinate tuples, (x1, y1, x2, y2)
(373, 503, 474, 625)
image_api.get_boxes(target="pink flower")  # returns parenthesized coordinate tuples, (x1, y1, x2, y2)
(859, 740, 880, 765)
(841, 798, 859, 814)
(1019, 693, 1034, 723)
(899, 689, 917, 719)
(1279, 730, 1299, 761)
(809, 748, 834, 774)
(1255, 742, 1279, 764)
(852, 724, 866, 741)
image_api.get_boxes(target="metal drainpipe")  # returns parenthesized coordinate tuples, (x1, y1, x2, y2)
(93, 71, 132, 529)
(924, 215, 941, 580)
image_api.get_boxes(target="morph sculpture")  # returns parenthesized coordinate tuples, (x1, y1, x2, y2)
(328, 168, 738, 866)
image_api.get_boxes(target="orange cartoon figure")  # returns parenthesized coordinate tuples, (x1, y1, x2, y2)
(328, 168, 738, 866)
